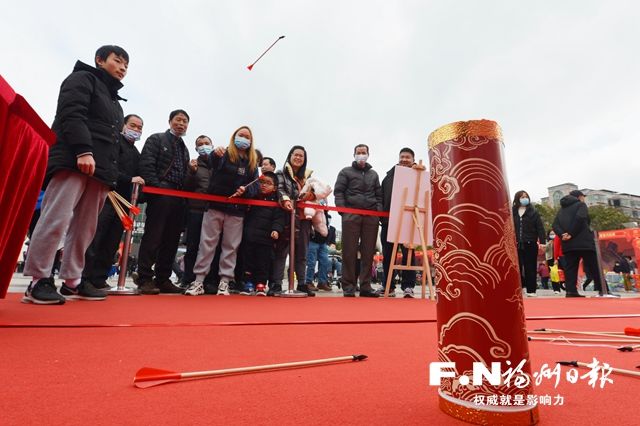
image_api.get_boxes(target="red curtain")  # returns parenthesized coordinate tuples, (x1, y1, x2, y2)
(0, 75, 55, 298)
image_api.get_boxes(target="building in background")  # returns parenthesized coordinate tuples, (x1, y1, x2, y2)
(542, 183, 640, 219)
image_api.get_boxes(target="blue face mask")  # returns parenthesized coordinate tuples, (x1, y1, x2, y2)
(234, 136, 251, 150)
(122, 128, 141, 142)
(197, 145, 213, 156)
(520, 198, 530, 206)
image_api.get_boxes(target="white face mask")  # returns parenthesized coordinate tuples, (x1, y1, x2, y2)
(355, 154, 368, 164)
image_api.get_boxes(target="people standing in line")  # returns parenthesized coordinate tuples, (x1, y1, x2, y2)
(23, 45, 129, 304)
(379, 147, 421, 298)
(238, 172, 286, 296)
(512, 190, 546, 297)
(552, 190, 602, 297)
(181, 135, 220, 293)
(136, 110, 191, 295)
(184, 126, 259, 296)
(334, 144, 383, 297)
(82, 113, 145, 290)
(268, 146, 317, 296)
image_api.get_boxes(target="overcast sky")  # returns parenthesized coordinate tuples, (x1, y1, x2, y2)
(3, 0, 639, 205)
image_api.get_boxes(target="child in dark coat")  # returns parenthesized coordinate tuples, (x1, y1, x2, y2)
(241, 172, 285, 296)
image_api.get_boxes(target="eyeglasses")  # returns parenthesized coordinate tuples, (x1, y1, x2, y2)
(259, 181, 275, 187)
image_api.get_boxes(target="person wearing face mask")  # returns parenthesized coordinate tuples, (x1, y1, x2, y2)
(512, 190, 546, 297)
(181, 135, 220, 292)
(81, 114, 145, 290)
(334, 144, 383, 297)
(184, 126, 259, 296)
(136, 109, 191, 295)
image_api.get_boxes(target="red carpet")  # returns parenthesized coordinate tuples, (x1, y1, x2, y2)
(1, 295, 639, 425)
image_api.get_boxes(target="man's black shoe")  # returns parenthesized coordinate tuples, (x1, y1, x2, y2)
(155, 279, 184, 294)
(60, 281, 107, 301)
(91, 280, 111, 290)
(566, 292, 586, 298)
(343, 291, 356, 297)
(137, 280, 160, 295)
(267, 283, 282, 297)
(359, 289, 380, 298)
(22, 277, 65, 305)
(296, 284, 316, 297)
(203, 283, 218, 295)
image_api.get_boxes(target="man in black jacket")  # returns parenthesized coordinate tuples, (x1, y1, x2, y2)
(552, 190, 602, 297)
(334, 144, 383, 297)
(23, 45, 129, 304)
(81, 114, 145, 289)
(135, 110, 190, 294)
(379, 148, 419, 298)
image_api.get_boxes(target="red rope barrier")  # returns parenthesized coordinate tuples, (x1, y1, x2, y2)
(142, 186, 389, 218)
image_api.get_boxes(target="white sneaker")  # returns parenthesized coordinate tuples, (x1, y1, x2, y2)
(218, 280, 230, 296)
(526, 293, 537, 297)
(403, 288, 414, 298)
(553, 291, 560, 294)
(184, 281, 204, 296)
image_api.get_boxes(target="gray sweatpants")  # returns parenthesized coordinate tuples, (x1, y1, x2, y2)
(193, 209, 244, 282)
(24, 170, 109, 280)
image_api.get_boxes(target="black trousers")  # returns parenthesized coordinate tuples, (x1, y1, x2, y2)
(517, 241, 539, 293)
(137, 194, 185, 282)
(243, 241, 273, 284)
(563, 250, 602, 293)
(183, 210, 220, 285)
(83, 202, 123, 283)
(380, 224, 416, 290)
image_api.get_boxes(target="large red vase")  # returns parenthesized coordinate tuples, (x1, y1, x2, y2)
(428, 120, 538, 425)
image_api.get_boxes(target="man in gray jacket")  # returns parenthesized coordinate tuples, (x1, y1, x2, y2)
(334, 144, 383, 297)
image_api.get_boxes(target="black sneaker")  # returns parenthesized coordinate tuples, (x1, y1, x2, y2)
(138, 280, 160, 295)
(296, 284, 316, 297)
(22, 277, 65, 305)
(267, 283, 282, 297)
(155, 279, 184, 294)
(203, 283, 218, 295)
(60, 281, 107, 301)
(228, 280, 240, 294)
(91, 280, 111, 290)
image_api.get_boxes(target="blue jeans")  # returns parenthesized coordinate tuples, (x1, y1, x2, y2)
(305, 241, 330, 283)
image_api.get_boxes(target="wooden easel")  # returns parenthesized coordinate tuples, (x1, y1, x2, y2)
(382, 165, 434, 300)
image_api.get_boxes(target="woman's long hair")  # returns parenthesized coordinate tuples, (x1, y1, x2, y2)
(284, 145, 307, 179)
(512, 190, 529, 207)
(227, 126, 258, 172)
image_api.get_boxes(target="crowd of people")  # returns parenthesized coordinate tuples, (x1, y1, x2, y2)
(19, 45, 637, 305)
(20, 45, 427, 305)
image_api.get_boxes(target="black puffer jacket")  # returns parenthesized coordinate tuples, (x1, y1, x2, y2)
(512, 205, 546, 245)
(380, 165, 395, 226)
(206, 152, 258, 216)
(47, 61, 125, 187)
(243, 193, 286, 245)
(183, 154, 212, 212)
(334, 162, 382, 211)
(139, 130, 189, 188)
(552, 195, 595, 252)
(115, 135, 141, 201)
